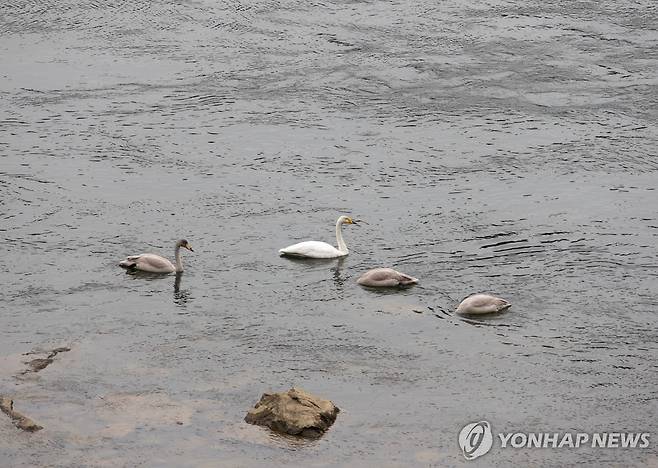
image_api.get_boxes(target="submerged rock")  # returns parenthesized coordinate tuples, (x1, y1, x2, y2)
(0, 396, 43, 432)
(20, 346, 71, 375)
(27, 358, 53, 372)
(245, 387, 339, 438)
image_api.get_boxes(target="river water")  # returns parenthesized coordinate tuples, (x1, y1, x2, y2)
(1, 0, 657, 466)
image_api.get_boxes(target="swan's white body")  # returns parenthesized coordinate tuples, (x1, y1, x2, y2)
(456, 294, 511, 315)
(119, 240, 193, 273)
(279, 240, 345, 259)
(279, 216, 355, 259)
(357, 268, 418, 287)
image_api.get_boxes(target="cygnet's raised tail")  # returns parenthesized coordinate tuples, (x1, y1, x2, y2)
(357, 268, 418, 287)
(456, 294, 511, 315)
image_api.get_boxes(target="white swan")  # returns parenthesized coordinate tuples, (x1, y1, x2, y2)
(456, 294, 511, 315)
(279, 216, 357, 258)
(119, 239, 194, 273)
(357, 268, 418, 287)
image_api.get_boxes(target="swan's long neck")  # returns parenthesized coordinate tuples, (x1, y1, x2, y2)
(174, 245, 183, 272)
(335, 220, 348, 254)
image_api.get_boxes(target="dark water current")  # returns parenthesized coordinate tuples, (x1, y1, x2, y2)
(1, 0, 657, 466)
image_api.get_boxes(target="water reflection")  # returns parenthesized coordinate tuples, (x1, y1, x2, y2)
(173, 272, 191, 306)
(282, 255, 347, 290)
(124, 270, 192, 306)
(331, 257, 346, 290)
(125, 269, 167, 281)
(357, 278, 418, 295)
(282, 256, 342, 269)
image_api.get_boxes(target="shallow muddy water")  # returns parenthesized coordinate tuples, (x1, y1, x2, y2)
(1, 0, 657, 466)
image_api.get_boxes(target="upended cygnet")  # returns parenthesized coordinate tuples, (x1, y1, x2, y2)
(456, 294, 511, 315)
(357, 268, 418, 287)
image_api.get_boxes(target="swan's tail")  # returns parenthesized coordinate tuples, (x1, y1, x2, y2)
(399, 274, 419, 286)
(497, 300, 512, 312)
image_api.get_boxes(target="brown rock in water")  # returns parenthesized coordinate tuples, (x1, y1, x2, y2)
(245, 387, 339, 438)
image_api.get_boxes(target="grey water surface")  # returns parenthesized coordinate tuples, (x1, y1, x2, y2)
(1, 0, 657, 466)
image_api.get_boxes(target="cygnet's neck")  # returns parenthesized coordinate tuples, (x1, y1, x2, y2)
(174, 245, 184, 272)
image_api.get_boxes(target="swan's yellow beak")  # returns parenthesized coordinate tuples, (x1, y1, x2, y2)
(186, 245, 194, 252)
